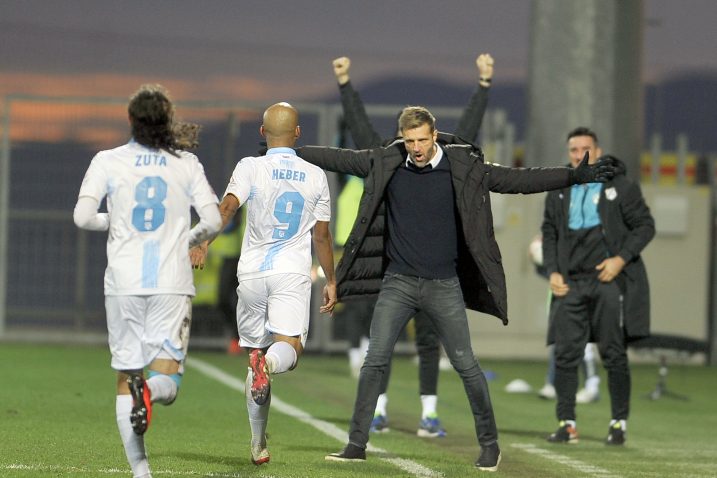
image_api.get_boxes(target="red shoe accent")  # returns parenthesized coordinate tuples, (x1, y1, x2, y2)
(249, 349, 270, 405)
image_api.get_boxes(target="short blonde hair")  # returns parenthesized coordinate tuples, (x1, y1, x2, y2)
(398, 106, 436, 134)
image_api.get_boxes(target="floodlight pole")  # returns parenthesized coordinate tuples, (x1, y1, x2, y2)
(0, 96, 11, 337)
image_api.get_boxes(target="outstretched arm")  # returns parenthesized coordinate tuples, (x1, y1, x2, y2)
(190, 193, 240, 269)
(454, 53, 494, 143)
(334, 56, 384, 149)
(312, 220, 337, 313)
(298, 146, 373, 177)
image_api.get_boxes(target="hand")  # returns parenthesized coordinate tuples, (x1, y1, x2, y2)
(549, 272, 569, 297)
(596, 256, 626, 282)
(572, 151, 616, 184)
(320, 281, 337, 314)
(476, 53, 494, 83)
(189, 243, 208, 270)
(332, 57, 351, 85)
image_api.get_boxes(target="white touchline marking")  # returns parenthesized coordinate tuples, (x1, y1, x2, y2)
(2, 463, 260, 477)
(187, 357, 444, 478)
(511, 444, 623, 478)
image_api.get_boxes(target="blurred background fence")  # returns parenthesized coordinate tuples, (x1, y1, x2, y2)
(1, 94, 714, 364)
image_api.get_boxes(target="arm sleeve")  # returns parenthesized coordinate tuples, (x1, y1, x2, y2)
(189, 203, 222, 248)
(189, 156, 220, 209)
(454, 85, 489, 143)
(298, 146, 373, 177)
(616, 182, 656, 262)
(540, 193, 560, 275)
(73, 196, 109, 231)
(223, 159, 254, 203)
(313, 174, 332, 222)
(339, 82, 384, 149)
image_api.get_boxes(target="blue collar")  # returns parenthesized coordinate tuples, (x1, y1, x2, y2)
(267, 147, 296, 156)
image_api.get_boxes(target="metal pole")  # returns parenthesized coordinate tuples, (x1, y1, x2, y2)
(650, 133, 662, 184)
(709, 154, 717, 365)
(0, 97, 11, 336)
(676, 133, 688, 185)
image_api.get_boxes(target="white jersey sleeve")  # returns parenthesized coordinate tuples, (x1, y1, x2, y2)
(77, 142, 219, 296)
(227, 149, 331, 279)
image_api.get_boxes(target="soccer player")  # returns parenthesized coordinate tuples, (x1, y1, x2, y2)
(73, 84, 221, 478)
(191, 102, 337, 465)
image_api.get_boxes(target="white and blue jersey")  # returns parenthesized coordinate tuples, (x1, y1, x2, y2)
(77, 141, 218, 296)
(224, 147, 331, 280)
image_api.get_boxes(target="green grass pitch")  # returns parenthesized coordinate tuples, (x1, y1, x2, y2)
(1, 342, 715, 477)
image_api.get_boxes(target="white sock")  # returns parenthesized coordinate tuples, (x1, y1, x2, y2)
(147, 374, 177, 405)
(375, 393, 388, 417)
(246, 368, 270, 446)
(116, 395, 151, 478)
(610, 419, 627, 430)
(584, 375, 600, 393)
(420, 395, 438, 419)
(348, 348, 363, 370)
(265, 341, 297, 374)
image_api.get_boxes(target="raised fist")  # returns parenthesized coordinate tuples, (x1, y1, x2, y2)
(332, 57, 351, 85)
(476, 53, 494, 82)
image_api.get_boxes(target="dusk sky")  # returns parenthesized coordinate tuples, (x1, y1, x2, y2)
(1, 0, 716, 104)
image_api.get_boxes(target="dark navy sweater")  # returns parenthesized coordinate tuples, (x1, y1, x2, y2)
(385, 153, 458, 279)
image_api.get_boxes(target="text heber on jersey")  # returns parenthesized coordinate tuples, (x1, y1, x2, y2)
(271, 168, 306, 182)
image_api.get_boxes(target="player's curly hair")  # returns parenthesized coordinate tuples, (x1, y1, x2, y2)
(128, 84, 200, 154)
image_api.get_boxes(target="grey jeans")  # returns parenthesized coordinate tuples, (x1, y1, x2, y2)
(348, 272, 498, 448)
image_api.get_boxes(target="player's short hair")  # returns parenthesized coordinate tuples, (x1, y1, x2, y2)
(567, 126, 598, 144)
(128, 84, 200, 153)
(398, 106, 436, 134)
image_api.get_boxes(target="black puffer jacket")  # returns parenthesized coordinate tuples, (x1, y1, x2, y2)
(541, 158, 655, 340)
(300, 135, 578, 324)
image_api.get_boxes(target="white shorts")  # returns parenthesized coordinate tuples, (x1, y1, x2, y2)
(105, 295, 192, 371)
(236, 273, 311, 349)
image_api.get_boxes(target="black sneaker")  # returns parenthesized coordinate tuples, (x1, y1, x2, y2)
(547, 421, 579, 444)
(325, 443, 366, 462)
(475, 443, 501, 472)
(127, 374, 152, 435)
(605, 422, 626, 445)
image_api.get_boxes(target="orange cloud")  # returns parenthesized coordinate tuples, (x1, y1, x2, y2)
(0, 72, 319, 146)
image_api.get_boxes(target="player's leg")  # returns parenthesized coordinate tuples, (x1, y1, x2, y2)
(235, 277, 274, 462)
(264, 273, 312, 374)
(593, 281, 629, 445)
(421, 277, 499, 467)
(328, 273, 417, 459)
(413, 310, 445, 437)
(144, 296, 192, 407)
(106, 296, 152, 478)
(549, 280, 590, 443)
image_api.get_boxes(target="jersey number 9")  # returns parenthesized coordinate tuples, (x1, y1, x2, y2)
(272, 191, 305, 240)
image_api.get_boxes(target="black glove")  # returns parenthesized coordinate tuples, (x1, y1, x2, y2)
(571, 151, 616, 184)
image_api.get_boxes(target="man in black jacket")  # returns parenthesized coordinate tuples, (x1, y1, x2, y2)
(331, 54, 494, 438)
(299, 107, 615, 471)
(542, 127, 654, 446)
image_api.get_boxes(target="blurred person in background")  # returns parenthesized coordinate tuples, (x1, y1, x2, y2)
(331, 53, 494, 438)
(191, 102, 337, 465)
(73, 84, 221, 478)
(529, 234, 601, 403)
(542, 127, 654, 446)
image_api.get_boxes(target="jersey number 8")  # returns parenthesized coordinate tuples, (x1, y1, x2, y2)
(132, 176, 167, 232)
